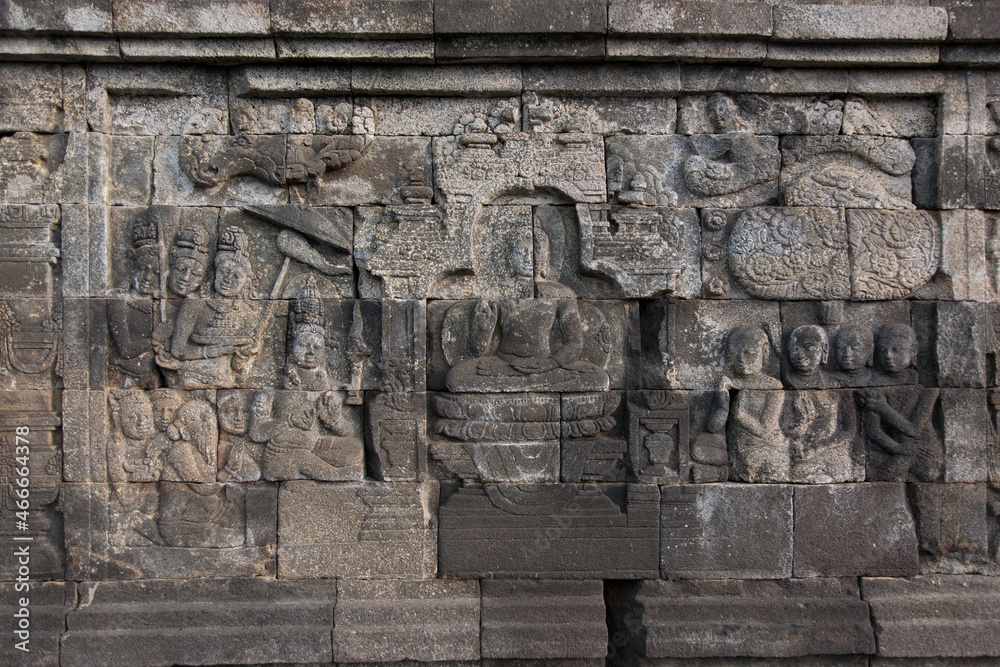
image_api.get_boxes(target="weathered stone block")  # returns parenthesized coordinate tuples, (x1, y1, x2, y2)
(608, 578, 875, 660)
(677, 93, 843, 136)
(87, 65, 229, 136)
(914, 210, 988, 302)
(608, 35, 769, 63)
(781, 136, 916, 209)
(359, 95, 520, 136)
(112, 0, 270, 35)
(910, 483, 989, 574)
(118, 37, 277, 63)
(0, 131, 87, 204)
(0, 582, 74, 667)
(334, 579, 480, 663)
(766, 43, 941, 68)
(609, 0, 773, 37)
(352, 65, 521, 96)
(0, 0, 112, 33)
(481, 580, 607, 660)
(275, 37, 435, 62)
(434, 132, 606, 205)
(277, 480, 438, 579)
(772, 6, 948, 42)
(574, 204, 701, 299)
(63, 482, 277, 580)
(935, 301, 987, 388)
(524, 63, 680, 96)
(525, 95, 677, 135)
(942, 389, 990, 483)
(794, 483, 919, 577)
(367, 391, 427, 481)
(61, 578, 335, 667)
(0, 64, 65, 133)
(108, 136, 154, 205)
(438, 483, 659, 579)
(863, 575, 1000, 657)
(661, 484, 793, 579)
(646, 299, 781, 390)
(436, 0, 607, 34)
(847, 210, 940, 301)
(607, 134, 780, 209)
(271, 0, 434, 36)
(436, 33, 607, 63)
(949, 7, 1000, 41)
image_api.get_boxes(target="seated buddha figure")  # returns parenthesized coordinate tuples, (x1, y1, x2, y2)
(445, 229, 610, 393)
(155, 226, 261, 389)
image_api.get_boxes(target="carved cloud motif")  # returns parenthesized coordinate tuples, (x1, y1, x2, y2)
(727, 207, 850, 300)
(848, 209, 939, 300)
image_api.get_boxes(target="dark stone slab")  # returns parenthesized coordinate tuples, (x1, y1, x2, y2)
(481, 579, 607, 660)
(909, 483, 989, 574)
(794, 483, 919, 577)
(63, 482, 277, 580)
(61, 578, 334, 667)
(277, 480, 438, 579)
(271, 0, 434, 36)
(334, 579, 480, 663)
(439, 483, 660, 579)
(0, 581, 73, 667)
(863, 575, 1000, 658)
(607, 578, 875, 660)
(661, 484, 793, 580)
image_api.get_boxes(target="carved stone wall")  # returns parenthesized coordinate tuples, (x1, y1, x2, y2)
(2, 2, 1000, 665)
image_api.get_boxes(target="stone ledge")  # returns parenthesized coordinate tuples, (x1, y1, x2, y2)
(773, 5, 949, 43)
(609, 0, 773, 38)
(862, 575, 1000, 658)
(0, 0, 993, 66)
(436, 0, 607, 35)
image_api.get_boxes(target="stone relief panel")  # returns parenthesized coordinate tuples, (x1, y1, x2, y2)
(25, 60, 1000, 608)
(0, 391, 63, 580)
(677, 94, 844, 137)
(700, 207, 939, 301)
(779, 135, 917, 209)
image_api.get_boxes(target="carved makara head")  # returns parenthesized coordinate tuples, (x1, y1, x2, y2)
(169, 223, 210, 296)
(214, 226, 253, 298)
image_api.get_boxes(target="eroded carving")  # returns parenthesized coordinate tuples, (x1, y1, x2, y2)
(780, 135, 916, 209)
(848, 210, 939, 300)
(859, 324, 942, 482)
(179, 105, 375, 189)
(683, 93, 782, 200)
(155, 226, 262, 389)
(728, 207, 850, 300)
(723, 326, 788, 483)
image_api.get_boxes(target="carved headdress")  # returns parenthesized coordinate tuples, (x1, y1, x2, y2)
(288, 274, 326, 343)
(170, 222, 210, 264)
(216, 225, 253, 272)
(131, 210, 159, 253)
